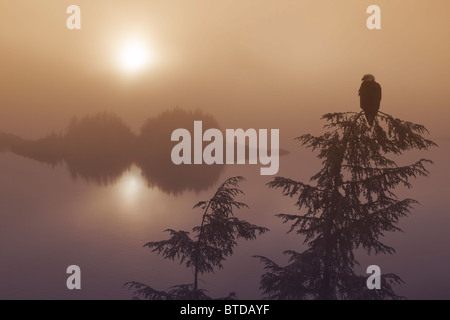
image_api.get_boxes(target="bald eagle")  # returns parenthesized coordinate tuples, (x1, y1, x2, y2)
(358, 74, 382, 126)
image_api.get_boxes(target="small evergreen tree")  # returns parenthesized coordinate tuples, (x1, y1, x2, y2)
(127, 176, 269, 299)
(256, 111, 436, 300)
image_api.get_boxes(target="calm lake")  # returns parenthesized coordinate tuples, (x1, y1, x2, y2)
(0, 139, 449, 299)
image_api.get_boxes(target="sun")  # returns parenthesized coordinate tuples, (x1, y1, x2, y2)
(118, 38, 153, 74)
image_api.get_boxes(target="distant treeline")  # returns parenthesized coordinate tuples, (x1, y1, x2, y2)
(0, 109, 223, 194)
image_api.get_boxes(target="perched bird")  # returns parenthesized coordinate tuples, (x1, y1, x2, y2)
(358, 74, 382, 126)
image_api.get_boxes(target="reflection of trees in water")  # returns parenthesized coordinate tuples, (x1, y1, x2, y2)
(137, 109, 224, 194)
(256, 112, 436, 300)
(0, 109, 224, 194)
(64, 112, 136, 185)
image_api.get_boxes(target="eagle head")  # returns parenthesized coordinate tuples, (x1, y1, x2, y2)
(362, 74, 375, 82)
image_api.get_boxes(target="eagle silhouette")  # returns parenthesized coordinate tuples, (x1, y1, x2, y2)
(358, 74, 382, 126)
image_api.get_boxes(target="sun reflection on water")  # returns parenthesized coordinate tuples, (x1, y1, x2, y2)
(117, 169, 146, 206)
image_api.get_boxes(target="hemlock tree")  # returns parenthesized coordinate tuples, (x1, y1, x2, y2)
(127, 176, 268, 300)
(255, 112, 436, 300)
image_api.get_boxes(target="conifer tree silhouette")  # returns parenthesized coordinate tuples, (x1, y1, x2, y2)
(127, 176, 268, 299)
(255, 112, 436, 300)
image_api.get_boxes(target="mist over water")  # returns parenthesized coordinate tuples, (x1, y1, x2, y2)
(0, 110, 449, 299)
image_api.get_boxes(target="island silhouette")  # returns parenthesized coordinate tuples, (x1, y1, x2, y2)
(0, 109, 224, 194)
(0, 108, 288, 194)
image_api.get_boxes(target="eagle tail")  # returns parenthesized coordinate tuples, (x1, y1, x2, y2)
(363, 109, 378, 127)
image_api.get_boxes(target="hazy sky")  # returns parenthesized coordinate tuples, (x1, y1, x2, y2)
(1, 1, 449, 139)
(1, 1, 450, 300)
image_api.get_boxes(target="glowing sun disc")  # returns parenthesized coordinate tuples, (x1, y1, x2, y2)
(119, 40, 152, 73)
